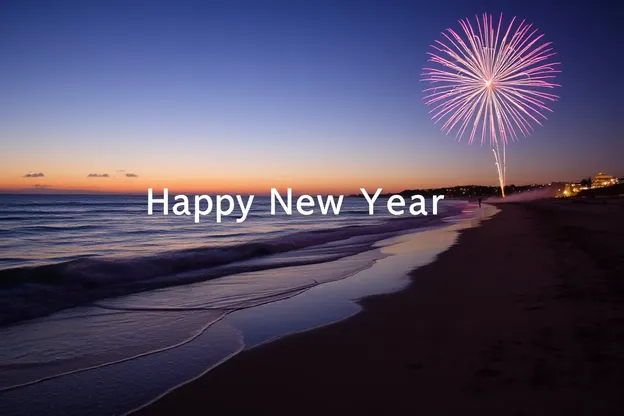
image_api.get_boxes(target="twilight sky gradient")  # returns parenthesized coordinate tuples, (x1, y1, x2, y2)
(0, 0, 621, 193)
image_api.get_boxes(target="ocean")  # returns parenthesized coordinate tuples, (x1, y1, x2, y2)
(0, 193, 490, 415)
(0, 193, 456, 324)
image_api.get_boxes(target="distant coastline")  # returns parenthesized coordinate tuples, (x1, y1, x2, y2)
(349, 183, 551, 199)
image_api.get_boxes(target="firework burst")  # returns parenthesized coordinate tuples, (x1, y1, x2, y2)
(422, 13, 560, 197)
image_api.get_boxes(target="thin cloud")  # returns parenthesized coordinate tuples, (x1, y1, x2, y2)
(33, 184, 50, 189)
(125, 173, 139, 178)
(87, 173, 110, 178)
(116, 169, 126, 173)
(24, 172, 44, 178)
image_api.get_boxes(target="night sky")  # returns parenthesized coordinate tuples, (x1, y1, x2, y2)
(0, 0, 621, 193)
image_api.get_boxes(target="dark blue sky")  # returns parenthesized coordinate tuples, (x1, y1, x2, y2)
(0, 0, 622, 192)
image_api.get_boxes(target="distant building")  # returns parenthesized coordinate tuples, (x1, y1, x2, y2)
(556, 183, 581, 198)
(592, 173, 618, 188)
(566, 183, 581, 196)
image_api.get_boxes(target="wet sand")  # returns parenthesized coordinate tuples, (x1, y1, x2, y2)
(135, 199, 624, 415)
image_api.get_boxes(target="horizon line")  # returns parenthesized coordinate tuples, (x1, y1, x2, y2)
(0, 183, 558, 196)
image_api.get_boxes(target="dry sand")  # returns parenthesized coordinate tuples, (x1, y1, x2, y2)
(135, 199, 624, 415)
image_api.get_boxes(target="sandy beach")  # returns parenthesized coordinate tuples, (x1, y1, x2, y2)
(135, 199, 624, 415)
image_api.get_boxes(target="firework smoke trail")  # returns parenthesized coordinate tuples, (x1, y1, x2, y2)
(421, 13, 560, 197)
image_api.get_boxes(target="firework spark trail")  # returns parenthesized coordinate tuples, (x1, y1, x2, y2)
(422, 13, 560, 197)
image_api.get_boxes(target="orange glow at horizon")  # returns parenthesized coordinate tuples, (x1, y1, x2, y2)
(0, 176, 451, 195)
(0, 167, 499, 195)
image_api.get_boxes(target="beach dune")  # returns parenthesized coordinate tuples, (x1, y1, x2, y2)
(135, 199, 624, 415)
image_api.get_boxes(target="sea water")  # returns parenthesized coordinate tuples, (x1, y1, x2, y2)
(0, 194, 494, 415)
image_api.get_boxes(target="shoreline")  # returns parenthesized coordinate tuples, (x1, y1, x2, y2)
(135, 199, 624, 415)
(0, 199, 460, 328)
(126, 208, 491, 415)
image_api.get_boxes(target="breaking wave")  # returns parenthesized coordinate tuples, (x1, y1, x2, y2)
(0, 211, 459, 327)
